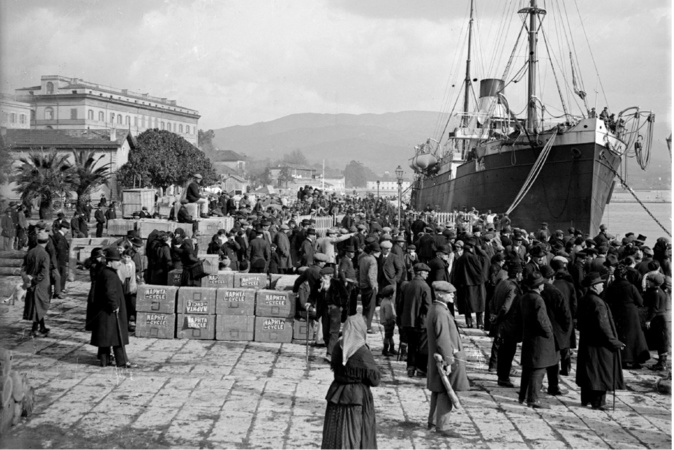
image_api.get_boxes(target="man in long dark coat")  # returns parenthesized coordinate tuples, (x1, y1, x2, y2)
(90, 247, 130, 367)
(540, 265, 572, 396)
(518, 272, 557, 409)
(401, 263, 432, 377)
(94, 203, 106, 238)
(576, 272, 625, 410)
(551, 257, 577, 376)
(490, 260, 523, 386)
(23, 229, 51, 337)
(52, 222, 70, 294)
(248, 229, 271, 273)
(426, 281, 469, 438)
(452, 237, 488, 328)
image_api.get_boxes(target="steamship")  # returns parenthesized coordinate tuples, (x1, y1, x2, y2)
(409, 0, 655, 236)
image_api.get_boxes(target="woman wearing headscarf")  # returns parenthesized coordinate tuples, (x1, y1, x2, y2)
(322, 316, 380, 449)
(604, 264, 650, 369)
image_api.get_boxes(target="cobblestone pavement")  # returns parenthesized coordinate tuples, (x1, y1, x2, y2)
(0, 272, 671, 449)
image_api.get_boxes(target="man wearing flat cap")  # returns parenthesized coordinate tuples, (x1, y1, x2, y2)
(426, 280, 468, 437)
(22, 229, 52, 338)
(576, 272, 625, 410)
(185, 173, 209, 218)
(401, 262, 433, 377)
(518, 272, 557, 409)
(378, 239, 404, 302)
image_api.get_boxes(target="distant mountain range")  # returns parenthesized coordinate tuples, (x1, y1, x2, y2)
(211, 111, 671, 188)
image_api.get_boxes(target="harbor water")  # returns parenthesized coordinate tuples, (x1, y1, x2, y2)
(602, 201, 671, 242)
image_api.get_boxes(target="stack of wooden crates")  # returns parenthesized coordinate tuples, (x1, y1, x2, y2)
(134, 273, 310, 343)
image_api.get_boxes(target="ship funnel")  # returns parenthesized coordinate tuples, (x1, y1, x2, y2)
(479, 79, 505, 98)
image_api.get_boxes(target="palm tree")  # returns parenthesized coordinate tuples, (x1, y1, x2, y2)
(67, 150, 111, 211)
(13, 151, 71, 219)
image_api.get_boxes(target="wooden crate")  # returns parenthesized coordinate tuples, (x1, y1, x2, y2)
(216, 315, 255, 341)
(270, 274, 299, 291)
(199, 254, 220, 275)
(255, 290, 295, 319)
(137, 220, 177, 239)
(135, 312, 175, 339)
(196, 218, 228, 235)
(201, 272, 235, 289)
(122, 189, 155, 218)
(233, 273, 269, 289)
(176, 314, 215, 340)
(215, 288, 256, 316)
(292, 320, 317, 342)
(136, 285, 178, 313)
(254, 317, 293, 343)
(177, 287, 217, 315)
(107, 219, 137, 237)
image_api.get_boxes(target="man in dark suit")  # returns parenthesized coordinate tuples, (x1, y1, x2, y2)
(247, 229, 271, 273)
(52, 221, 70, 293)
(378, 240, 404, 297)
(94, 203, 106, 238)
(518, 272, 557, 409)
(401, 262, 432, 377)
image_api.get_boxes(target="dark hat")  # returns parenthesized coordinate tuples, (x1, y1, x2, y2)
(302, 219, 312, 226)
(395, 234, 405, 242)
(344, 245, 355, 253)
(432, 281, 456, 294)
(523, 271, 546, 288)
(473, 225, 482, 232)
(131, 237, 143, 247)
(104, 246, 121, 261)
(540, 265, 555, 279)
(314, 253, 328, 263)
(307, 228, 316, 236)
(37, 229, 49, 243)
(582, 271, 605, 287)
(597, 245, 608, 254)
(407, 244, 416, 251)
(437, 244, 451, 254)
(59, 220, 70, 229)
(90, 247, 104, 259)
(507, 260, 523, 277)
(636, 234, 647, 244)
(57, 212, 65, 218)
(368, 242, 381, 253)
(414, 262, 431, 272)
(378, 285, 395, 298)
(454, 240, 464, 248)
(319, 267, 334, 276)
(529, 246, 545, 258)
(464, 237, 476, 247)
(584, 248, 597, 256)
(604, 254, 619, 267)
(599, 224, 607, 231)
(174, 227, 186, 237)
(575, 250, 588, 259)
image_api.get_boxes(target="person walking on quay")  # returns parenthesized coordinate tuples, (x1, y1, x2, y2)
(576, 272, 625, 410)
(84, 248, 105, 332)
(90, 247, 131, 368)
(518, 272, 557, 409)
(52, 221, 70, 294)
(317, 266, 347, 363)
(453, 237, 488, 329)
(22, 229, 51, 338)
(401, 262, 433, 378)
(604, 264, 651, 369)
(551, 257, 577, 376)
(359, 241, 380, 333)
(322, 315, 380, 449)
(426, 281, 469, 438)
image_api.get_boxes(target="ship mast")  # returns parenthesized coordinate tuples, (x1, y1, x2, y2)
(460, 0, 475, 157)
(520, 0, 546, 133)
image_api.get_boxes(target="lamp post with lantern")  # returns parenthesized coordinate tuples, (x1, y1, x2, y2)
(376, 180, 380, 199)
(395, 165, 404, 228)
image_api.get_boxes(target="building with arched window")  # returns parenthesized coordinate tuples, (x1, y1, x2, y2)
(15, 75, 200, 144)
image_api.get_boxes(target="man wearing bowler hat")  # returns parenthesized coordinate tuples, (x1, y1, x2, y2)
(518, 271, 557, 409)
(401, 262, 433, 377)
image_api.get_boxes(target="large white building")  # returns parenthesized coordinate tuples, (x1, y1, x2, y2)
(15, 75, 200, 145)
(366, 180, 411, 194)
(0, 94, 31, 129)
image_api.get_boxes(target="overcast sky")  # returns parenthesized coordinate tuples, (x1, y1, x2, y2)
(0, 0, 671, 134)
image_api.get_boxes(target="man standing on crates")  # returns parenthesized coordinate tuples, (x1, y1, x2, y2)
(186, 173, 209, 219)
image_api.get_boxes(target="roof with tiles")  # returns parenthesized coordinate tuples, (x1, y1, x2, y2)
(1, 128, 135, 150)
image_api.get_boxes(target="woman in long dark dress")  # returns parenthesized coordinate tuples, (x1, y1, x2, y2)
(604, 264, 650, 368)
(322, 315, 380, 449)
(83, 248, 105, 332)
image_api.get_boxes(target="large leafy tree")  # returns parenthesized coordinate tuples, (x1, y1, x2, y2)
(277, 166, 293, 188)
(117, 129, 217, 190)
(344, 160, 368, 188)
(283, 149, 308, 166)
(66, 150, 111, 210)
(14, 151, 71, 219)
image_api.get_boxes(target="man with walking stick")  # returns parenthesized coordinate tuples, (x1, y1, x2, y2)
(90, 247, 133, 368)
(575, 272, 625, 410)
(426, 281, 469, 438)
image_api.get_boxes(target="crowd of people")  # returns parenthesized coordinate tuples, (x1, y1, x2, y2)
(11, 177, 672, 445)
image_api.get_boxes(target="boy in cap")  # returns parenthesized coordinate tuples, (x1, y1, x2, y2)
(378, 285, 398, 356)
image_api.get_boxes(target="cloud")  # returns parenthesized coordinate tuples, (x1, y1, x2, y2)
(0, 0, 670, 131)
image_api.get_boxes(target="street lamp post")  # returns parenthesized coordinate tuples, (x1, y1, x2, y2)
(395, 165, 404, 228)
(376, 180, 380, 199)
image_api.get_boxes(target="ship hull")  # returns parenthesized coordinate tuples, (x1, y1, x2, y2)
(412, 139, 621, 236)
